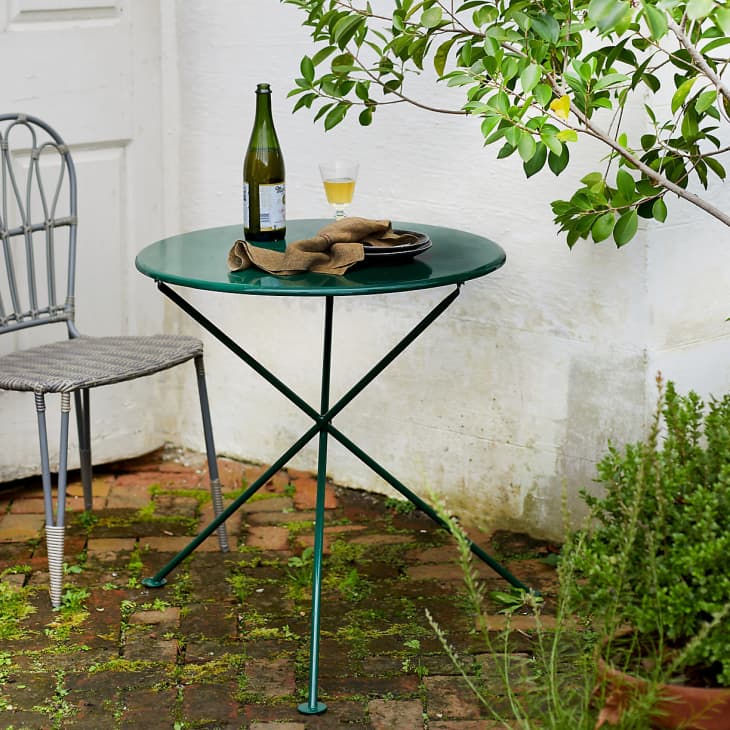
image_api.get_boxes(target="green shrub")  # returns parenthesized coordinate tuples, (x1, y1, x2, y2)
(570, 376, 730, 685)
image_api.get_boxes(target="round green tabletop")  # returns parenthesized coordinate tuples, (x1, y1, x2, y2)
(135, 219, 506, 297)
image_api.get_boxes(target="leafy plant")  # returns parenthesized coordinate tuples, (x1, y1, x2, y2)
(570, 374, 730, 686)
(385, 496, 417, 515)
(0, 571, 36, 640)
(426, 500, 605, 728)
(283, 0, 730, 247)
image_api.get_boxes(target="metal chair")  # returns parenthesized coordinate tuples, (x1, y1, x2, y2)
(0, 113, 229, 608)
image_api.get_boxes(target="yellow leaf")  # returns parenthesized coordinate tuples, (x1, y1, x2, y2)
(550, 94, 571, 120)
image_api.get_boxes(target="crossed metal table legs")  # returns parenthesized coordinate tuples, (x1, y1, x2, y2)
(142, 281, 530, 715)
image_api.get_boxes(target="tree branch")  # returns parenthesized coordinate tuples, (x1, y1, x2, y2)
(575, 108, 730, 228)
(667, 16, 730, 105)
(355, 57, 467, 116)
(541, 68, 730, 227)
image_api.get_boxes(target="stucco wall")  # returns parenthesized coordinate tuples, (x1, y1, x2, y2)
(171, 0, 652, 540)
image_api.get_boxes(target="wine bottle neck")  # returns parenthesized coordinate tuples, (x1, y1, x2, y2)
(254, 91, 273, 127)
(249, 87, 278, 148)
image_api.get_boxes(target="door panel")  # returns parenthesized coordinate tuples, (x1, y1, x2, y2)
(0, 0, 174, 481)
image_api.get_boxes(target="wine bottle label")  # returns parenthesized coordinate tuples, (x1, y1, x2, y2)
(244, 182, 250, 228)
(244, 182, 285, 231)
(259, 182, 286, 230)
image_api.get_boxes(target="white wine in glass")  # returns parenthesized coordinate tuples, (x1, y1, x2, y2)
(319, 160, 358, 219)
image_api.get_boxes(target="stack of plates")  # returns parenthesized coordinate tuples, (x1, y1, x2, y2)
(362, 230, 432, 263)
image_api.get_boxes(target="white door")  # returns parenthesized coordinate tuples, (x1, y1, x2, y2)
(0, 0, 178, 480)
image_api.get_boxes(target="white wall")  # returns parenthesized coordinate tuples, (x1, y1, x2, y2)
(2, 1, 726, 542)
(171, 0, 653, 540)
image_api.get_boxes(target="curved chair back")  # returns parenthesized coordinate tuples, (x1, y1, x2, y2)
(0, 113, 78, 336)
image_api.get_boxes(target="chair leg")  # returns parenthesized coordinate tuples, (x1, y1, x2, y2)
(35, 392, 55, 528)
(45, 524, 66, 610)
(194, 355, 229, 552)
(74, 389, 93, 511)
(35, 392, 71, 608)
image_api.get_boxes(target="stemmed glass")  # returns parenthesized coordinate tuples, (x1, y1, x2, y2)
(319, 160, 359, 220)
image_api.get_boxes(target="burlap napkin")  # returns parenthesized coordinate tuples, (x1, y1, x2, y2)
(227, 218, 419, 276)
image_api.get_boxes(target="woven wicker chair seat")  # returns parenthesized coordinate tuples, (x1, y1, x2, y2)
(0, 335, 203, 393)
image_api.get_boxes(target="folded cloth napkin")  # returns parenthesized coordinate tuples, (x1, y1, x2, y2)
(227, 217, 420, 276)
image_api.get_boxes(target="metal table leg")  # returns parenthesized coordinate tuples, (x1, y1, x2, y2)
(298, 295, 334, 715)
(143, 281, 532, 714)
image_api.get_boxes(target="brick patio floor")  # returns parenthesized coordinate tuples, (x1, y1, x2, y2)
(0, 446, 560, 729)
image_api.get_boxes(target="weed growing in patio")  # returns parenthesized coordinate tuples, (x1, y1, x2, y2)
(168, 564, 193, 605)
(384, 496, 417, 515)
(286, 545, 314, 601)
(0, 651, 14, 712)
(72, 509, 98, 532)
(0, 568, 36, 640)
(401, 638, 429, 679)
(32, 669, 75, 728)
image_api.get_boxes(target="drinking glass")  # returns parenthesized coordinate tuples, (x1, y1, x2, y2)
(319, 160, 359, 219)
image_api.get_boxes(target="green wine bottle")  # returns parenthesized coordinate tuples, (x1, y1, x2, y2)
(243, 83, 286, 241)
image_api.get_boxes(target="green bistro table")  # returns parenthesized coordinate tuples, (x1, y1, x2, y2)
(135, 219, 527, 715)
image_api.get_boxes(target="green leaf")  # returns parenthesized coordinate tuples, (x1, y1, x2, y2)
(686, 0, 714, 21)
(716, 7, 730, 35)
(473, 4, 498, 25)
(652, 197, 667, 222)
(497, 142, 516, 159)
(548, 146, 570, 175)
(421, 6, 442, 28)
(434, 37, 456, 77)
(358, 106, 373, 126)
(540, 131, 562, 156)
(636, 179, 658, 196)
(518, 132, 537, 162)
(292, 92, 317, 113)
(355, 81, 369, 101)
(640, 133, 656, 151)
(333, 14, 362, 49)
(324, 103, 348, 130)
(702, 36, 730, 54)
(313, 103, 334, 123)
(589, 0, 629, 33)
(556, 129, 578, 143)
(593, 73, 629, 92)
(312, 46, 336, 67)
(705, 156, 726, 180)
(520, 64, 542, 93)
(616, 169, 635, 199)
(523, 142, 547, 178)
(530, 13, 560, 43)
(641, 2, 668, 40)
(681, 105, 699, 141)
(592, 212, 615, 242)
(492, 90, 510, 114)
(300, 56, 315, 83)
(505, 126, 521, 147)
(613, 209, 638, 246)
(581, 172, 603, 187)
(695, 89, 717, 114)
(671, 76, 697, 114)
(480, 115, 501, 139)
(331, 52, 355, 74)
(534, 83, 552, 107)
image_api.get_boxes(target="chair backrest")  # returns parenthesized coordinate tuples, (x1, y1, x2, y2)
(0, 113, 78, 337)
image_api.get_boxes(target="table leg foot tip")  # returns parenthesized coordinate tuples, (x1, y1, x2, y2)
(298, 700, 327, 715)
(141, 577, 167, 588)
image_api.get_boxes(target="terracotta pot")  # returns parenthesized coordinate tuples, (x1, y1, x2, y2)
(596, 657, 730, 730)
